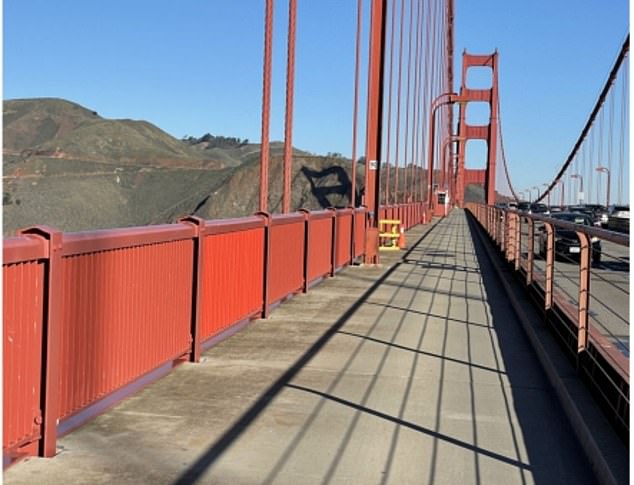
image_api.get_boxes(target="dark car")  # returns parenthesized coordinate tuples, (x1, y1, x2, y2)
(530, 203, 549, 215)
(517, 202, 531, 212)
(607, 205, 629, 233)
(538, 212, 601, 264)
(569, 204, 607, 227)
(584, 204, 609, 227)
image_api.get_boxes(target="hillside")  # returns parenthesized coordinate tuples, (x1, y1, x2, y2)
(3, 98, 359, 235)
(3, 98, 226, 170)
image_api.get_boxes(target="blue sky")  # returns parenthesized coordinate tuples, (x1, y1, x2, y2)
(3, 1, 629, 195)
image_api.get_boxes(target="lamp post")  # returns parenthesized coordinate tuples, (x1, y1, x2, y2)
(532, 185, 541, 201)
(426, 92, 463, 209)
(595, 166, 610, 208)
(570, 173, 584, 204)
(525, 188, 533, 202)
(556, 179, 565, 208)
(542, 183, 550, 208)
(518, 190, 526, 201)
(440, 135, 465, 195)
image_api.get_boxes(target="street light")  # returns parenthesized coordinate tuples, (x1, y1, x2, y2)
(542, 184, 551, 208)
(570, 173, 584, 204)
(426, 92, 462, 208)
(596, 166, 610, 208)
(525, 188, 533, 202)
(555, 179, 565, 208)
(532, 185, 541, 201)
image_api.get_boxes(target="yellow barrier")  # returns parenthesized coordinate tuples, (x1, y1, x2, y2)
(378, 219, 402, 251)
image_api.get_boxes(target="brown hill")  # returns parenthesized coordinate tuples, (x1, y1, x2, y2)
(2, 98, 360, 235)
(3, 98, 223, 171)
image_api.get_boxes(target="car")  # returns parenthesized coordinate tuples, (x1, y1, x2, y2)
(583, 204, 609, 227)
(530, 203, 550, 215)
(517, 202, 531, 212)
(607, 205, 629, 233)
(569, 204, 608, 227)
(538, 212, 601, 264)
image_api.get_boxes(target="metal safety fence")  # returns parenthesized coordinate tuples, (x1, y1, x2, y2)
(3, 202, 426, 464)
(467, 203, 629, 443)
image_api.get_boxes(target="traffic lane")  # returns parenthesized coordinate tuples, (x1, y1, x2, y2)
(530, 251, 629, 359)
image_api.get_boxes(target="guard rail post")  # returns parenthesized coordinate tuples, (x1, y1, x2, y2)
(544, 222, 554, 310)
(178, 216, 205, 363)
(18, 225, 63, 458)
(576, 230, 592, 360)
(526, 217, 535, 285)
(256, 211, 272, 318)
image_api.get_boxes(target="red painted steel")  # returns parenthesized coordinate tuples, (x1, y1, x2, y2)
(455, 52, 499, 206)
(62, 224, 195, 257)
(335, 209, 354, 269)
(200, 226, 265, 341)
(202, 216, 265, 236)
(351, 0, 363, 206)
(306, 212, 334, 283)
(3, 259, 45, 456)
(363, 0, 387, 263)
(259, 0, 274, 212)
(268, 214, 305, 304)
(18, 226, 63, 458)
(4, 236, 47, 264)
(282, 0, 297, 213)
(353, 208, 367, 258)
(463, 169, 486, 187)
(58, 239, 193, 419)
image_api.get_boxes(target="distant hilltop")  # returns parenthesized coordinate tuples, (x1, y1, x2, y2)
(2, 98, 362, 235)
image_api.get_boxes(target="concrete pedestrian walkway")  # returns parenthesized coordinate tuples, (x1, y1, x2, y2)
(5, 210, 597, 484)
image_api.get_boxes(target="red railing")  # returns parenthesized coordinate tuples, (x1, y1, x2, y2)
(198, 217, 266, 345)
(3, 237, 47, 459)
(58, 226, 195, 422)
(267, 213, 305, 307)
(353, 207, 367, 258)
(467, 203, 629, 439)
(335, 209, 353, 270)
(305, 210, 335, 285)
(3, 202, 426, 463)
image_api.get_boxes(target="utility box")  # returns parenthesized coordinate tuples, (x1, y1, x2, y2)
(433, 190, 449, 217)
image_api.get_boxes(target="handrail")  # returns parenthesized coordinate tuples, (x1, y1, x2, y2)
(4, 236, 48, 264)
(61, 224, 196, 257)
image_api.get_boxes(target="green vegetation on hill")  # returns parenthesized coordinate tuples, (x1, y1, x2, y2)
(2, 98, 358, 235)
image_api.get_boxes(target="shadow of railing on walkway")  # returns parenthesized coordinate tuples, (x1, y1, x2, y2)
(170, 212, 596, 485)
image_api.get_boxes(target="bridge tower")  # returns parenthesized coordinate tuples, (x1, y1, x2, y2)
(455, 51, 499, 206)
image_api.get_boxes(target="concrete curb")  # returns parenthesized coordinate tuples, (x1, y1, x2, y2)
(467, 212, 629, 485)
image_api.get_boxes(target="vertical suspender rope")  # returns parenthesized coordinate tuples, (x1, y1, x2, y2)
(351, 0, 364, 207)
(384, 0, 397, 206)
(428, 0, 438, 194)
(605, 82, 616, 205)
(259, 0, 274, 213)
(393, 0, 406, 204)
(618, 59, 627, 204)
(282, 0, 297, 213)
(402, 0, 414, 202)
(410, 0, 422, 202)
(420, 0, 432, 202)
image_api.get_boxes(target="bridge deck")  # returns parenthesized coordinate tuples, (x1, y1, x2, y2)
(5, 210, 597, 484)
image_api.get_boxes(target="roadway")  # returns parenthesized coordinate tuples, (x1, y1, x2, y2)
(5, 210, 601, 485)
(520, 226, 629, 369)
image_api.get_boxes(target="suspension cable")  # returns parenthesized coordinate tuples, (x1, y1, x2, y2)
(537, 35, 629, 203)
